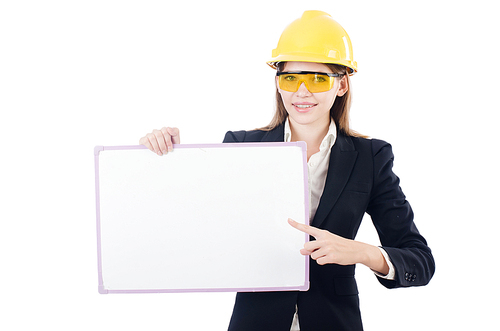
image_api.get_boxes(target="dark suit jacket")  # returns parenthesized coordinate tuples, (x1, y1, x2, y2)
(224, 123, 435, 331)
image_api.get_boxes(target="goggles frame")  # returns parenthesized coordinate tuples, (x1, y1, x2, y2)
(276, 71, 342, 93)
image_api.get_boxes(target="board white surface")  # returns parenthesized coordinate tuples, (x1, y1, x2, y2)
(95, 143, 309, 293)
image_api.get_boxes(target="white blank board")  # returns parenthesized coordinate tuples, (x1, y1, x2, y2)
(95, 143, 309, 293)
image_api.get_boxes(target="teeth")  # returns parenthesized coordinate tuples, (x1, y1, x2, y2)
(295, 104, 314, 108)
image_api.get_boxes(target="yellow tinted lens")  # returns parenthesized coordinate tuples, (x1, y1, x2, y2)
(279, 74, 301, 92)
(307, 74, 334, 92)
(278, 74, 334, 93)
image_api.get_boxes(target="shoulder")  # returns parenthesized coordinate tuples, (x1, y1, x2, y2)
(340, 135, 395, 172)
(223, 129, 268, 143)
(347, 135, 393, 158)
(223, 123, 285, 143)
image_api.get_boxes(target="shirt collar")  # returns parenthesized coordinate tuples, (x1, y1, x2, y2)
(284, 118, 337, 151)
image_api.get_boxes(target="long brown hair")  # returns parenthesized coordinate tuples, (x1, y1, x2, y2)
(259, 62, 367, 138)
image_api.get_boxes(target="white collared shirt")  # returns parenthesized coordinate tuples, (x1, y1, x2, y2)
(285, 119, 336, 221)
(284, 118, 395, 331)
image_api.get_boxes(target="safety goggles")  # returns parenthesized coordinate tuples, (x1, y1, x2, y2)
(276, 71, 341, 93)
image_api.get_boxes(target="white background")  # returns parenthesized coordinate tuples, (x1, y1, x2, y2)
(1, 0, 498, 330)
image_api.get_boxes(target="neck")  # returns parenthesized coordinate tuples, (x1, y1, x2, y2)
(289, 118, 330, 160)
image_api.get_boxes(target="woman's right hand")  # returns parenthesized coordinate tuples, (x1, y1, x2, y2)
(139, 127, 181, 156)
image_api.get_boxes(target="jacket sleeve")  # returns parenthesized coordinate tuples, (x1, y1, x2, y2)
(366, 139, 435, 289)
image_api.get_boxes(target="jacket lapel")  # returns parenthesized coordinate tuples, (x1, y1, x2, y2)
(258, 124, 358, 229)
(311, 133, 358, 228)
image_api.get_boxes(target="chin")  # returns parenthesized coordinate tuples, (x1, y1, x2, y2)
(289, 111, 328, 125)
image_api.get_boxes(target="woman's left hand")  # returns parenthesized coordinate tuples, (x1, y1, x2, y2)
(288, 218, 389, 275)
(288, 218, 362, 266)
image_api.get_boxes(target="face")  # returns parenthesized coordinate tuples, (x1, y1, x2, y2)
(277, 61, 347, 129)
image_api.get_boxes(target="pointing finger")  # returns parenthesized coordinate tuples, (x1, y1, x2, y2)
(288, 218, 324, 239)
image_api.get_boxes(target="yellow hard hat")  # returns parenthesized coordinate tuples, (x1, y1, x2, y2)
(268, 10, 358, 75)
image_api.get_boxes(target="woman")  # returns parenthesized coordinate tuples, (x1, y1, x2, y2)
(140, 10, 435, 331)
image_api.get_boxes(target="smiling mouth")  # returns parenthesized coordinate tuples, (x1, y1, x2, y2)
(293, 103, 317, 112)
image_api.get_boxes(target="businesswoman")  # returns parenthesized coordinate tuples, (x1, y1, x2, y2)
(140, 10, 435, 331)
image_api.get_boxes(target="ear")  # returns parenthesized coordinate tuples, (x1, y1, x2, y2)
(337, 75, 348, 97)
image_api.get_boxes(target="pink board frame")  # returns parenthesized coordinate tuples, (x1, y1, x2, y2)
(95, 142, 309, 294)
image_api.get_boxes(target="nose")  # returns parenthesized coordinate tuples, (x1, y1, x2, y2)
(296, 81, 312, 96)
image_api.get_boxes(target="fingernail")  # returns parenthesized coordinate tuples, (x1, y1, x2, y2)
(157, 151, 163, 156)
(168, 147, 173, 152)
(162, 150, 168, 155)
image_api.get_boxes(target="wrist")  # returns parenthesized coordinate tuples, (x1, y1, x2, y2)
(360, 243, 389, 276)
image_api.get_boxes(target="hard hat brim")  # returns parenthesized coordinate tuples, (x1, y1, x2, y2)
(267, 54, 357, 75)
